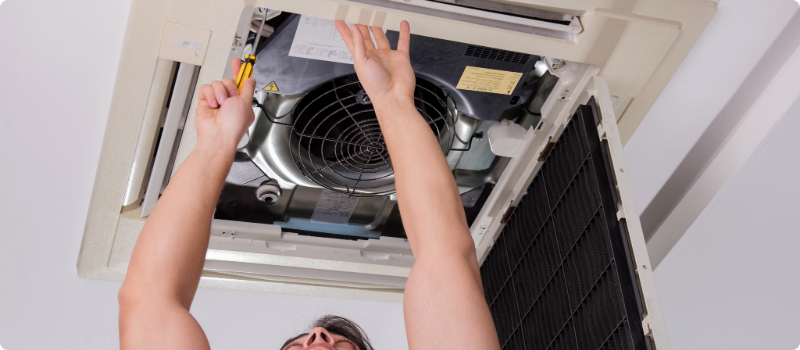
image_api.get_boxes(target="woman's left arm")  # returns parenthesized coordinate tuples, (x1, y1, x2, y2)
(118, 59, 255, 350)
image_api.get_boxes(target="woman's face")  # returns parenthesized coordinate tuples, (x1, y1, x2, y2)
(282, 327, 360, 350)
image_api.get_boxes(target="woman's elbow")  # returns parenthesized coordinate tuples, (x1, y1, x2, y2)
(117, 281, 142, 310)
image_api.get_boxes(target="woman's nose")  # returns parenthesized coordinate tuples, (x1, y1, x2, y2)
(303, 327, 336, 348)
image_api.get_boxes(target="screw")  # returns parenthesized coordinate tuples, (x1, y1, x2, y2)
(356, 89, 371, 105)
(256, 183, 281, 204)
(550, 58, 566, 70)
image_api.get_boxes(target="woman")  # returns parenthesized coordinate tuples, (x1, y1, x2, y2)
(118, 20, 500, 350)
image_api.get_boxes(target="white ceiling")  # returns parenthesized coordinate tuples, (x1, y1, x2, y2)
(1, 0, 799, 349)
(624, 0, 798, 210)
(626, 0, 800, 268)
(654, 96, 800, 349)
(625, 0, 800, 348)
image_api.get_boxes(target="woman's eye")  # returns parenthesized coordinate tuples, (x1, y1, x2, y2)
(334, 341, 356, 350)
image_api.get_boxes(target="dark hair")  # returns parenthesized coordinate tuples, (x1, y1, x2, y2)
(280, 315, 374, 350)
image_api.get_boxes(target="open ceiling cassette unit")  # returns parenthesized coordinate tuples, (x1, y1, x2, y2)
(79, 1, 717, 349)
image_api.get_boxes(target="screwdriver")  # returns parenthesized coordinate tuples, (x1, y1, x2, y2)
(236, 8, 268, 93)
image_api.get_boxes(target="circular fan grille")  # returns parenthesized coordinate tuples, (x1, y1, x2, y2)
(291, 74, 453, 197)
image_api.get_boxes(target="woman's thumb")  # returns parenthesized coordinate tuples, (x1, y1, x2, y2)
(239, 78, 256, 103)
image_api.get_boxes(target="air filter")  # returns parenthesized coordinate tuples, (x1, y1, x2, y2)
(480, 99, 648, 350)
(290, 74, 454, 197)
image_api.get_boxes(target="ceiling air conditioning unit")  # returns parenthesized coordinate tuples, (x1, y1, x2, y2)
(78, 1, 717, 349)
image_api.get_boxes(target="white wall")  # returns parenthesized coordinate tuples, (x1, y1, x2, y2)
(653, 97, 800, 349)
(0, 1, 407, 349)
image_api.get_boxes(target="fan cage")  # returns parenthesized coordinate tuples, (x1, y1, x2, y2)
(290, 74, 454, 197)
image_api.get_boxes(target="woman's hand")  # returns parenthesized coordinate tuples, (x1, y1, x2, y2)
(334, 20, 415, 106)
(195, 59, 255, 151)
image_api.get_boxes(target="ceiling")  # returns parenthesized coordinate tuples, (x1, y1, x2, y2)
(625, 0, 800, 267)
(654, 95, 800, 350)
(1, 0, 799, 349)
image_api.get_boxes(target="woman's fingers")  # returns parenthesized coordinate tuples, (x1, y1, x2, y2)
(349, 24, 368, 64)
(221, 78, 239, 98)
(337, 22, 395, 52)
(397, 20, 411, 53)
(199, 79, 241, 109)
(210, 81, 229, 105)
(199, 84, 218, 108)
(371, 26, 391, 50)
(357, 24, 375, 50)
(335, 20, 355, 54)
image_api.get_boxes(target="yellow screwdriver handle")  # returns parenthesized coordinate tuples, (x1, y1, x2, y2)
(236, 55, 257, 93)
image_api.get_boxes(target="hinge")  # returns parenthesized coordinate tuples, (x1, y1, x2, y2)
(500, 206, 517, 224)
(597, 122, 607, 141)
(642, 314, 653, 336)
(538, 136, 555, 161)
(500, 190, 517, 224)
(616, 201, 626, 220)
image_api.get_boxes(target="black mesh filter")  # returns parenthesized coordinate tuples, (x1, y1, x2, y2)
(480, 98, 648, 350)
(506, 330, 528, 350)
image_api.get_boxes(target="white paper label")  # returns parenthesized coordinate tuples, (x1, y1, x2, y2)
(311, 189, 359, 225)
(289, 15, 385, 65)
(178, 39, 203, 52)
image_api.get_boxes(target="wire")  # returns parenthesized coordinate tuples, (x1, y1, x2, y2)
(253, 98, 293, 127)
(449, 132, 484, 152)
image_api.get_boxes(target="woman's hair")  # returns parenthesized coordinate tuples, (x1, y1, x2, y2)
(280, 315, 374, 350)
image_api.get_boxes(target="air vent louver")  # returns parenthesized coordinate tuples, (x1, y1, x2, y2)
(465, 45, 531, 64)
(480, 100, 648, 350)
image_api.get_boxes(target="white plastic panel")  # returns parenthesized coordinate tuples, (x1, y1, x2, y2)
(470, 65, 669, 348)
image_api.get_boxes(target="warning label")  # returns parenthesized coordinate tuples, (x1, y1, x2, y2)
(263, 81, 279, 92)
(310, 189, 359, 225)
(455, 66, 523, 95)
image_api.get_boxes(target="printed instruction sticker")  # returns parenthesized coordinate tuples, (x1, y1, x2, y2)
(310, 189, 359, 225)
(289, 14, 385, 65)
(456, 66, 523, 95)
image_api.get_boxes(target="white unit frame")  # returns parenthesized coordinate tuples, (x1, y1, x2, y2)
(339, 0, 583, 42)
(76, 0, 717, 348)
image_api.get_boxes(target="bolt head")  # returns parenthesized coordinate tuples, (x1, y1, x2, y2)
(550, 58, 566, 70)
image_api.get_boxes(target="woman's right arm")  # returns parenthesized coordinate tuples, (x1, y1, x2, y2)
(335, 21, 501, 350)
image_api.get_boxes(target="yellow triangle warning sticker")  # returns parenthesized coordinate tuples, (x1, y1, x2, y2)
(263, 81, 279, 92)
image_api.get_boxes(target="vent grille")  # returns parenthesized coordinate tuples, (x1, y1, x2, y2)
(480, 100, 647, 350)
(465, 45, 531, 64)
(291, 74, 454, 197)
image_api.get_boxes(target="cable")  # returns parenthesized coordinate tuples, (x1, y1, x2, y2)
(253, 99, 293, 127)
